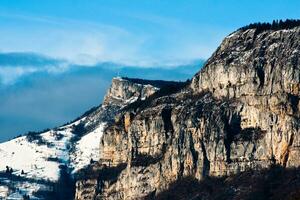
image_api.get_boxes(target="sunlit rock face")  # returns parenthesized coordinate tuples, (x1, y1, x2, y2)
(74, 78, 175, 200)
(75, 27, 300, 200)
(190, 27, 300, 169)
(103, 77, 159, 106)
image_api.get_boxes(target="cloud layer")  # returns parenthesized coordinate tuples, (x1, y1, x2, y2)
(0, 55, 204, 142)
(0, 10, 220, 67)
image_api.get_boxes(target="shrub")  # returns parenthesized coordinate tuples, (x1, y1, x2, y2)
(131, 145, 167, 167)
(26, 131, 53, 147)
(22, 194, 30, 200)
(98, 163, 127, 183)
(75, 163, 127, 183)
(131, 154, 162, 167)
(122, 77, 184, 88)
(72, 123, 87, 136)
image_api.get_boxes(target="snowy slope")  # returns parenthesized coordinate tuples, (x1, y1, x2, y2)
(0, 118, 106, 181)
(0, 98, 113, 199)
(0, 122, 74, 182)
(0, 117, 106, 199)
(70, 123, 105, 173)
(0, 135, 62, 181)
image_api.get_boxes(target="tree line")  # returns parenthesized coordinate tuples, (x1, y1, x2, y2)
(239, 19, 300, 34)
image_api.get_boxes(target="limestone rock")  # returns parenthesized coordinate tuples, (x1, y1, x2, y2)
(75, 26, 300, 199)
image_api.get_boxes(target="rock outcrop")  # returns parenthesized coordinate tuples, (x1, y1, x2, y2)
(75, 25, 300, 199)
(74, 77, 177, 200)
(103, 77, 159, 105)
(76, 77, 160, 131)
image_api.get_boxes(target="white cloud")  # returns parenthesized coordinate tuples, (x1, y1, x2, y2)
(0, 67, 38, 85)
(0, 64, 69, 85)
(0, 11, 216, 67)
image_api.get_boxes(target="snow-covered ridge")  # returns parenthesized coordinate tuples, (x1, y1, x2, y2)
(0, 116, 106, 199)
(0, 76, 164, 199)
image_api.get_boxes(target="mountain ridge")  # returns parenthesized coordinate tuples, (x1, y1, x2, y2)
(74, 24, 300, 199)
(1, 21, 300, 199)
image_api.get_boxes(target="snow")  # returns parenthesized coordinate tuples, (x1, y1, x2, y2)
(0, 118, 87, 181)
(6, 192, 23, 200)
(70, 123, 106, 172)
(226, 31, 238, 39)
(7, 181, 49, 200)
(0, 179, 50, 200)
(0, 116, 107, 198)
(125, 96, 139, 104)
(0, 185, 9, 199)
(0, 130, 69, 181)
(113, 76, 123, 81)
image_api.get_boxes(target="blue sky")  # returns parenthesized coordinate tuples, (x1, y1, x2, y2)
(1, 0, 300, 141)
(0, 0, 299, 65)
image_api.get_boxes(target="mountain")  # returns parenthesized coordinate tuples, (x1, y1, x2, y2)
(73, 23, 300, 199)
(1, 20, 300, 200)
(0, 77, 179, 199)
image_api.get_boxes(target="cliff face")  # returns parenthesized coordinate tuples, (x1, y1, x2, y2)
(75, 27, 300, 199)
(74, 77, 173, 200)
(191, 27, 300, 167)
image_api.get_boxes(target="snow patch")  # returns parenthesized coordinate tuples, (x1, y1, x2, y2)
(70, 123, 106, 172)
(0, 185, 9, 199)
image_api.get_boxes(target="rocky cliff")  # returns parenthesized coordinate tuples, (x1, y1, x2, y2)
(75, 25, 300, 200)
(74, 77, 178, 200)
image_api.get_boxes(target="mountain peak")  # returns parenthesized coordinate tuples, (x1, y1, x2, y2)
(191, 22, 300, 100)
